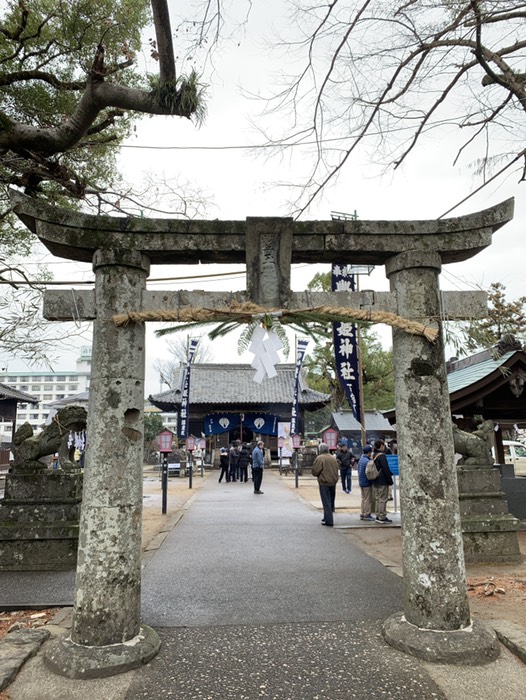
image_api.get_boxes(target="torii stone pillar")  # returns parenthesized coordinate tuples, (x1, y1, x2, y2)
(45, 249, 161, 677)
(10, 189, 514, 674)
(382, 251, 498, 663)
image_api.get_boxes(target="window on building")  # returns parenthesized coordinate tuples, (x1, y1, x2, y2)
(56, 385, 65, 391)
(43, 385, 53, 391)
(69, 376, 78, 382)
(44, 376, 54, 382)
(68, 385, 78, 391)
(56, 394, 65, 400)
(31, 386, 40, 391)
(32, 377, 42, 382)
(20, 385, 28, 391)
(43, 395, 52, 400)
(19, 403, 27, 409)
(30, 413, 39, 419)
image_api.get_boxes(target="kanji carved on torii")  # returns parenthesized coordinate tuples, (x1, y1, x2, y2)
(11, 189, 513, 676)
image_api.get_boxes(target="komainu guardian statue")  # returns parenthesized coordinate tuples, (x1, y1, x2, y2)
(452, 420, 493, 466)
(11, 405, 87, 472)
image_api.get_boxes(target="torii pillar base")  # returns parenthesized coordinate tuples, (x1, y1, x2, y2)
(44, 624, 161, 679)
(383, 614, 499, 665)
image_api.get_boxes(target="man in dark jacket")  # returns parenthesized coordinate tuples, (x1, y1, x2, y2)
(372, 439, 393, 523)
(311, 443, 339, 527)
(218, 447, 229, 483)
(252, 440, 265, 494)
(335, 442, 355, 493)
(228, 442, 240, 482)
(238, 443, 251, 483)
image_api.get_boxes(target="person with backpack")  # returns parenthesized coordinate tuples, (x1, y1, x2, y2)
(371, 439, 394, 523)
(357, 445, 375, 521)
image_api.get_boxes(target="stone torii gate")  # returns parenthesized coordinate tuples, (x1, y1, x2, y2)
(11, 191, 514, 676)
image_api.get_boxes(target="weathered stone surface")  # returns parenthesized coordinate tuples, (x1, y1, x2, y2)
(386, 251, 471, 632)
(44, 624, 161, 679)
(457, 465, 521, 563)
(492, 620, 526, 664)
(0, 627, 50, 691)
(453, 421, 493, 465)
(3, 471, 83, 503)
(70, 249, 148, 647)
(0, 471, 82, 571)
(383, 613, 500, 665)
(0, 503, 80, 525)
(11, 405, 86, 472)
(10, 188, 514, 265)
(246, 218, 293, 307)
(0, 538, 78, 571)
(44, 287, 489, 325)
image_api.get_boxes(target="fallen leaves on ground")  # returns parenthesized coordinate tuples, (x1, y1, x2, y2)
(0, 608, 58, 641)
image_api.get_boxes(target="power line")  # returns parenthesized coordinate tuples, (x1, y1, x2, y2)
(116, 135, 354, 151)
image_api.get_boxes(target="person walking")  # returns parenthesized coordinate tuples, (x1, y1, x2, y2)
(335, 442, 355, 493)
(252, 440, 265, 494)
(371, 439, 394, 523)
(357, 445, 375, 521)
(311, 443, 339, 527)
(218, 447, 229, 483)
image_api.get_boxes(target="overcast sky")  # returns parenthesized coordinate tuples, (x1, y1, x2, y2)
(3, 1, 525, 396)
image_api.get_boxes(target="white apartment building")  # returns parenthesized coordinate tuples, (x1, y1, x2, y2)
(1, 345, 178, 444)
(0, 346, 92, 442)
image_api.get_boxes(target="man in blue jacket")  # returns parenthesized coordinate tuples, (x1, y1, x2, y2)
(252, 441, 265, 494)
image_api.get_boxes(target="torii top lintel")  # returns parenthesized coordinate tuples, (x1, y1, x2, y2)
(10, 190, 514, 266)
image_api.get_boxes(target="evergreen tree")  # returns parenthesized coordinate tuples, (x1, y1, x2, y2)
(452, 282, 526, 354)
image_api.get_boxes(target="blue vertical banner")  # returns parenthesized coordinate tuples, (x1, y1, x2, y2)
(290, 337, 310, 435)
(178, 338, 200, 439)
(332, 265, 362, 424)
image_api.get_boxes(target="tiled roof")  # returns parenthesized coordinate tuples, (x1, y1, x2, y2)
(45, 391, 90, 425)
(447, 351, 512, 394)
(331, 409, 395, 432)
(149, 363, 329, 409)
(49, 391, 90, 407)
(0, 383, 39, 404)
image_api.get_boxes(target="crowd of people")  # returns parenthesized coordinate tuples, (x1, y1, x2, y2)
(216, 435, 398, 524)
(312, 437, 397, 526)
(218, 439, 266, 494)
